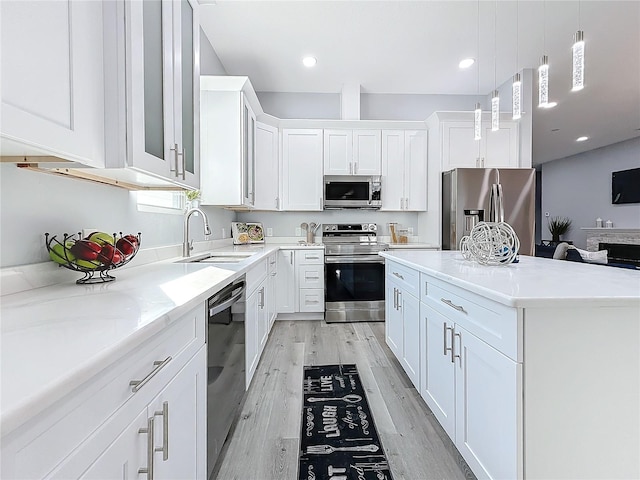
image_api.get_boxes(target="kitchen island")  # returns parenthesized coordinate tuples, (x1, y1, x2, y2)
(380, 250, 639, 480)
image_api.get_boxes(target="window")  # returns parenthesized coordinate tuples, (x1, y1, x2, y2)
(136, 191, 185, 214)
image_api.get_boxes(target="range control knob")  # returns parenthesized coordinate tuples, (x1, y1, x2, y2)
(362, 224, 369, 230)
(369, 224, 377, 231)
(331, 225, 337, 231)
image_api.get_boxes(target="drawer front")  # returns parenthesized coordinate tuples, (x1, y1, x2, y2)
(421, 273, 519, 361)
(5, 307, 205, 480)
(246, 257, 268, 295)
(298, 265, 324, 289)
(386, 261, 420, 299)
(299, 289, 324, 312)
(297, 249, 324, 265)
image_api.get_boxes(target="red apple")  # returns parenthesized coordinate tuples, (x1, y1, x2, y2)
(116, 237, 136, 256)
(70, 240, 102, 261)
(97, 244, 124, 265)
(124, 234, 139, 246)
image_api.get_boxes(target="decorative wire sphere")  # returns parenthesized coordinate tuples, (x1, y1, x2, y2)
(459, 222, 520, 265)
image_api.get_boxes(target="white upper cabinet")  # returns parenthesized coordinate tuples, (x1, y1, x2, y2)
(381, 130, 427, 211)
(200, 77, 260, 208)
(323, 129, 381, 175)
(111, 0, 200, 188)
(282, 129, 323, 211)
(438, 113, 519, 171)
(254, 122, 280, 210)
(0, 1, 105, 166)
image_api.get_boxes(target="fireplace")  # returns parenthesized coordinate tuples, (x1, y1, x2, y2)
(599, 243, 640, 267)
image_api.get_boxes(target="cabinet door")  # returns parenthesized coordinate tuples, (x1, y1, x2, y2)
(148, 347, 206, 480)
(282, 129, 323, 210)
(172, 0, 200, 188)
(255, 122, 280, 210)
(324, 130, 352, 175)
(276, 250, 296, 313)
(125, 0, 174, 179)
(353, 130, 381, 175)
(420, 302, 456, 439)
(0, 1, 105, 166)
(385, 281, 403, 359)
(256, 285, 268, 352)
(77, 409, 147, 480)
(482, 122, 519, 168)
(441, 121, 480, 170)
(245, 287, 261, 386)
(241, 95, 256, 206)
(455, 325, 521, 480)
(401, 291, 421, 388)
(404, 130, 427, 211)
(381, 130, 406, 211)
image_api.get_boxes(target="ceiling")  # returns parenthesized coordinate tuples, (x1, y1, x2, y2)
(199, 1, 640, 165)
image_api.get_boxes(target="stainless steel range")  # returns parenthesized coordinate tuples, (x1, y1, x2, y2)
(322, 223, 388, 323)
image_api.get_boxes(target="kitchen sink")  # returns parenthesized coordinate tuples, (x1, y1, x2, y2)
(175, 252, 256, 264)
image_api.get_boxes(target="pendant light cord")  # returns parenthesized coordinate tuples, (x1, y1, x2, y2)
(494, 0, 497, 90)
(477, 0, 480, 95)
(516, 0, 519, 71)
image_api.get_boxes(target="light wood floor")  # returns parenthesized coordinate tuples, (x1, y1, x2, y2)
(213, 320, 476, 480)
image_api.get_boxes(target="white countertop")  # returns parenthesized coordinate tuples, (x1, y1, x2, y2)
(0, 243, 320, 435)
(380, 250, 640, 308)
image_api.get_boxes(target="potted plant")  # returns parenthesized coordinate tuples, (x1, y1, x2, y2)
(547, 216, 572, 244)
(185, 189, 201, 210)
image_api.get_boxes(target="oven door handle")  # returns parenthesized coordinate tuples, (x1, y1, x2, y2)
(325, 255, 385, 264)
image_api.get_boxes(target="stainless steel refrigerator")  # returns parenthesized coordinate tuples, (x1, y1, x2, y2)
(442, 168, 536, 256)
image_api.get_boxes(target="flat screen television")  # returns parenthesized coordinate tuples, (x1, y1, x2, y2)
(612, 167, 640, 204)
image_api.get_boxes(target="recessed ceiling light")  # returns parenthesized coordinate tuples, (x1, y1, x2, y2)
(576, 136, 589, 142)
(543, 101, 558, 109)
(302, 56, 317, 68)
(459, 58, 475, 69)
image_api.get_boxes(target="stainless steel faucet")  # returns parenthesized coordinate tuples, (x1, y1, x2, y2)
(183, 207, 212, 257)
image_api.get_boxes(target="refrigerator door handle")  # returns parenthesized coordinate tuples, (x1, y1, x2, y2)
(489, 183, 505, 223)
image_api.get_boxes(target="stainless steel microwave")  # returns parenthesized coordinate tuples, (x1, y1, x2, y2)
(323, 175, 382, 209)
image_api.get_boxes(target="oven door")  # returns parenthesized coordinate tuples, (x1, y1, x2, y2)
(324, 255, 385, 323)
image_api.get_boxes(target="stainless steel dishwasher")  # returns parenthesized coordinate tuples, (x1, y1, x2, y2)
(206, 275, 246, 479)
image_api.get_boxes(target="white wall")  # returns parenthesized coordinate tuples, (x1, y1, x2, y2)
(541, 137, 640, 249)
(0, 164, 235, 268)
(237, 210, 420, 241)
(257, 92, 341, 119)
(200, 27, 227, 75)
(361, 93, 486, 121)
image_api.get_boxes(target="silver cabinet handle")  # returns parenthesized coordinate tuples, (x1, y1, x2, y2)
(393, 287, 397, 309)
(405, 197, 409, 209)
(424, 281, 429, 296)
(170, 143, 179, 176)
(452, 331, 462, 364)
(306, 256, 320, 260)
(392, 271, 404, 280)
(440, 298, 467, 314)
(139, 417, 155, 479)
(444, 322, 453, 357)
(354, 162, 358, 174)
(130, 356, 172, 393)
(259, 287, 265, 308)
(397, 290, 402, 310)
(276, 197, 280, 209)
(180, 148, 186, 180)
(290, 251, 294, 265)
(154, 401, 169, 461)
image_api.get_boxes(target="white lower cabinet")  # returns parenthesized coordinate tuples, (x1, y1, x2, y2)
(276, 249, 325, 315)
(385, 267, 421, 387)
(246, 279, 266, 387)
(276, 249, 296, 313)
(385, 259, 522, 480)
(3, 305, 207, 480)
(267, 253, 278, 329)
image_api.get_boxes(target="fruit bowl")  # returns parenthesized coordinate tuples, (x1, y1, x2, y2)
(45, 231, 141, 284)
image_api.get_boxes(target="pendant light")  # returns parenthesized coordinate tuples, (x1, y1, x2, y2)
(491, 0, 499, 131)
(572, 1, 585, 91)
(538, 1, 549, 107)
(512, 1, 522, 120)
(474, 0, 482, 141)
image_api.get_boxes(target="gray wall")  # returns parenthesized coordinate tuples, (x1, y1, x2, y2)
(200, 27, 227, 75)
(541, 137, 640, 249)
(256, 91, 486, 121)
(257, 92, 341, 119)
(0, 164, 235, 268)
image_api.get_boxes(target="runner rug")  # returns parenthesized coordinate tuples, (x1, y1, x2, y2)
(299, 364, 393, 480)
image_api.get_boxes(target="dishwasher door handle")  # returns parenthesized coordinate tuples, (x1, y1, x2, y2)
(209, 285, 245, 317)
